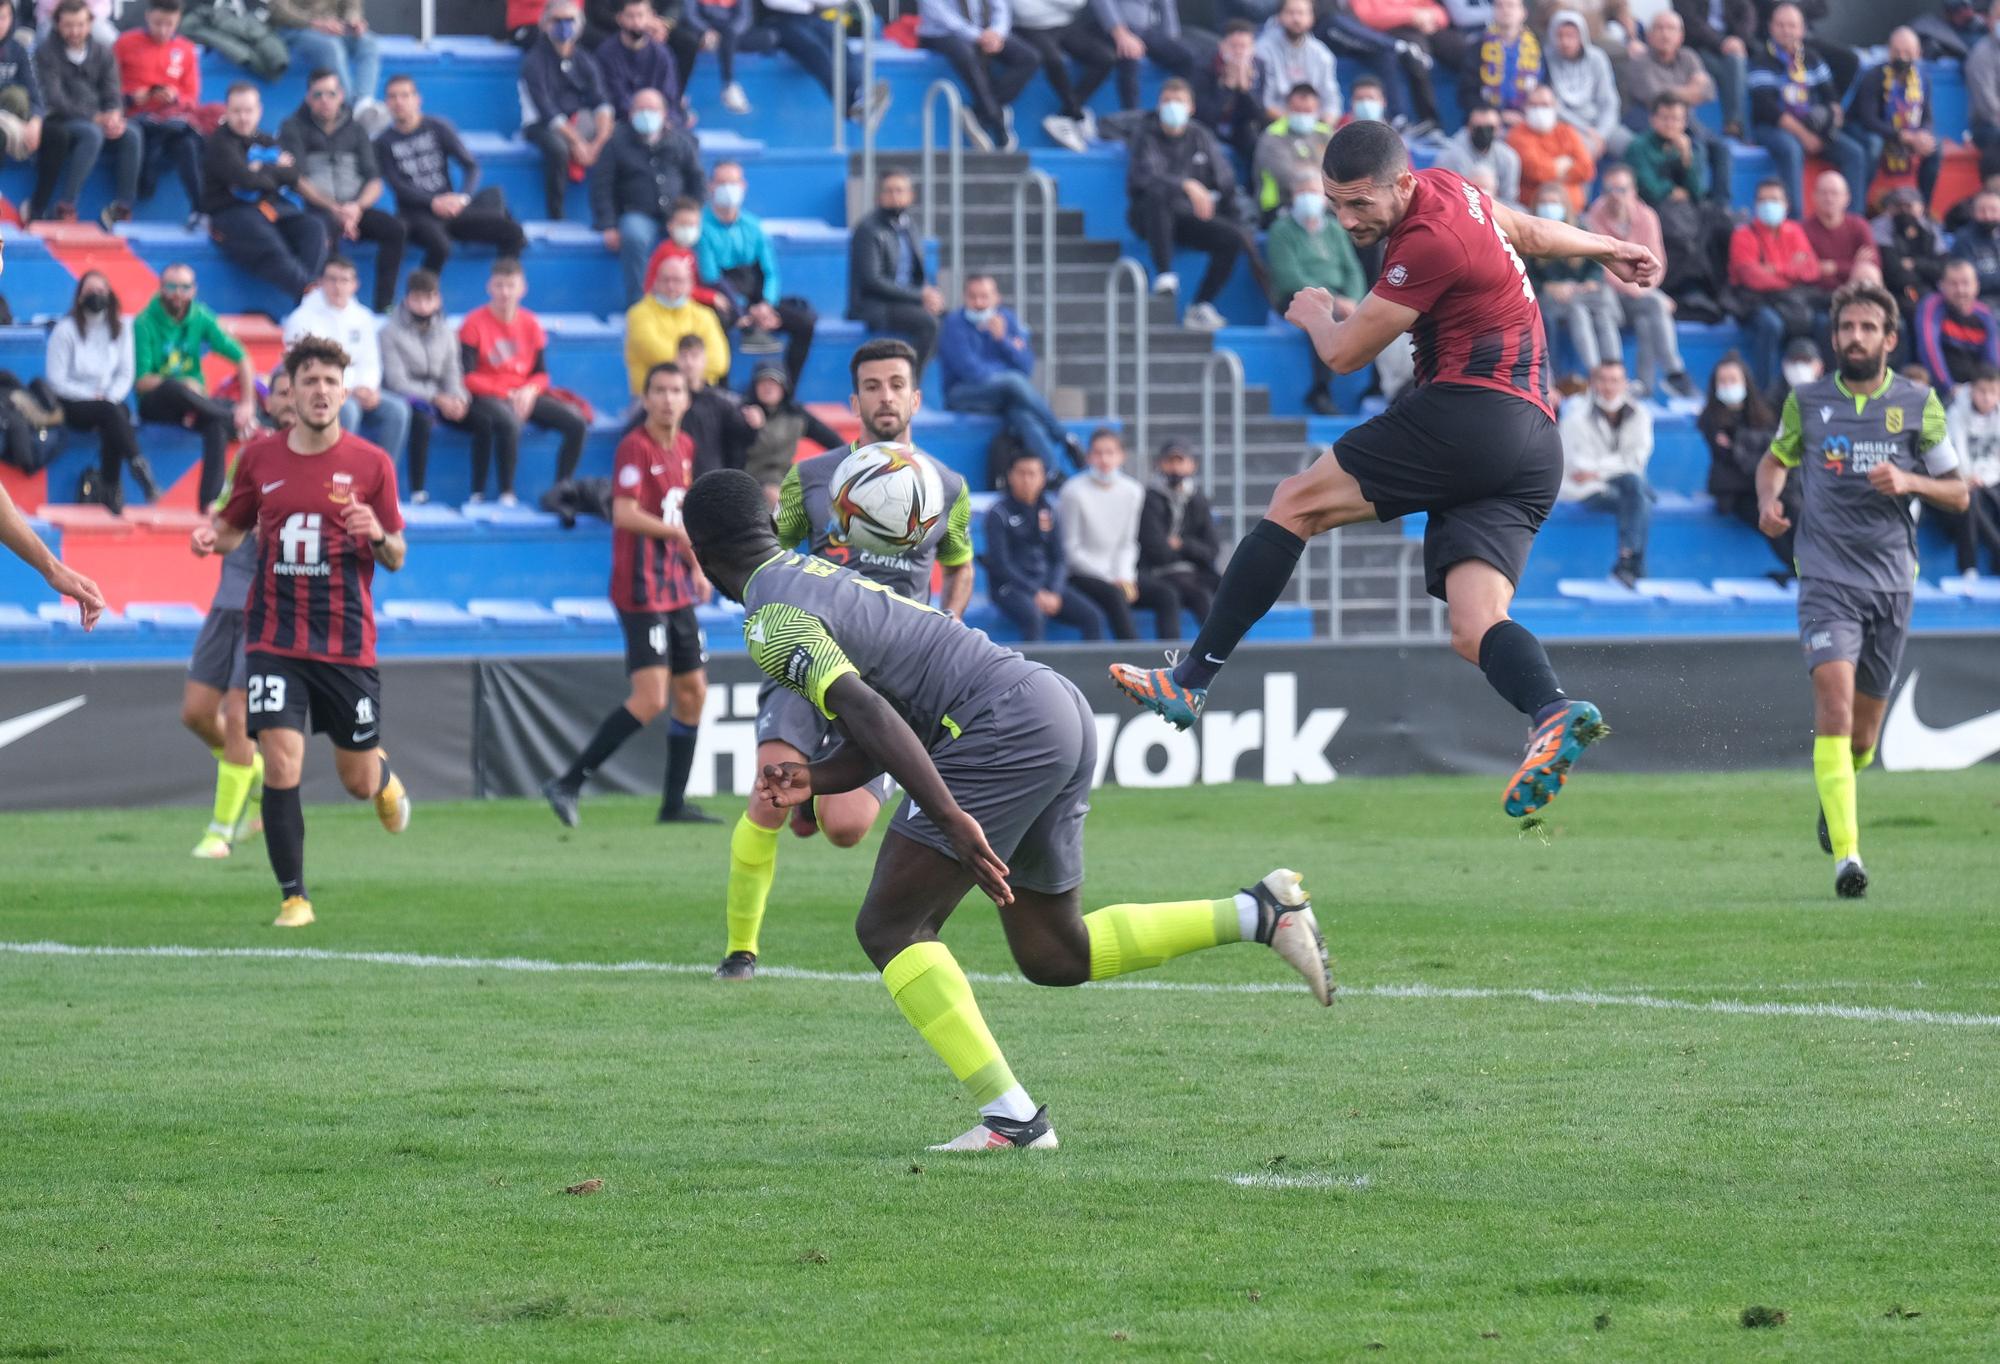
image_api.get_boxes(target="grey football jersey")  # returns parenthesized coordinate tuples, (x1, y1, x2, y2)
(211, 527, 258, 610)
(1772, 374, 1958, 592)
(773, 444, 973, 600)
(741, 551, 1040, 747)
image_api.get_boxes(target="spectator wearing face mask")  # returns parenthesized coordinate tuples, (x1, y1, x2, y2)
(594, 0, 685, 123)
(1953, 190, 2000, 308)
(697, 160, 818, 389)
(1698, 349, 1795, 575)
(1435, 105, 1521, 208)
(1874, 186, 1948, 329)
(1255, 0, 1340, 120)
(1252, 84, 1333, 225)
(628, 254, 730, 395)
(1915, 259, 2000, 401)
(1267, 168, 1363, 415)
(1558, 357, 1654, 589)
(1318, 0, 1449, 131)
(592, 87, 704, 307)
(1058, 427, 1183, 640)
(642, 198, 727, 313)
(1528, 186, 1621, 376)
(1138, 439, 1219, 627)
(1729, 178, 1821, 385)
(1193, 19, 1268, 165)
(1334, 76, 1389, 131)
(1769, 335, 1823, 409)
(1127, 78, 1265, 332)
(380, 269, 488, 507)
(1583, 165, 1697, 398)
(1510, 84, 1594, 218)
(48, 269, 145, 513)
(1853, 28, 1940, 209)
(983, 450, 1106, 641)
(520, 0, 615, 221)
(738, 363, 842, 499)
(939, 274, 1080, 474)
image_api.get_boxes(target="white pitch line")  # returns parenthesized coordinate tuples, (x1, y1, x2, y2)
(5, 941, 2000, 1029)
(1225, 1172, 1372, 1190)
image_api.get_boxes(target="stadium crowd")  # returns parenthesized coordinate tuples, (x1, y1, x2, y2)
(3, 0, 1998, 639)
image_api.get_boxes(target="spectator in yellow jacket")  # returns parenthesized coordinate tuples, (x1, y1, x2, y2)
(625, 254, 728, 393)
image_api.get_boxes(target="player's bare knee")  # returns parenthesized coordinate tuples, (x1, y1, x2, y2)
(853, 912, 919, 971)
(822, 818, 868, 849)
(1017, 951, 1088, 988)
(671, 673, 707, 724)
(338, 764, 376, 800)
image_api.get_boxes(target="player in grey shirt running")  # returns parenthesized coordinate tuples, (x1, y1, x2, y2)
(1757, 281, 1968, 899)
(716, 338, 973, 982)
(684, 467, 1332, 1153)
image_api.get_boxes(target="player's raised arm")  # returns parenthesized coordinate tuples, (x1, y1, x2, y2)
(1285, 288, 1419, 375)
(1490, 198, 1663, 288)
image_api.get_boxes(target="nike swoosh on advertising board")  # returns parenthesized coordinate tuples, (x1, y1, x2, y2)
(0, 695, 86, 751)
(1881, 671, 2000, 771)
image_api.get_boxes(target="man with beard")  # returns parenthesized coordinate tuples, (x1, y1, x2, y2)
(1756, 281, 1968, 899)
(134, 261, 261, 507)
(713, 339, 973, 982)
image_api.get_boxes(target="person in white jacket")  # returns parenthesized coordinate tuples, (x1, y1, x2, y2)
(47, 269, 148, 513)
(280, 255, 410, 459)
(1056, 427, 1182, 638)
(1558, 357, 1655, 587)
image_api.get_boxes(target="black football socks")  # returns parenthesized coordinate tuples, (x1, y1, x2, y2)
(1478, 620, 1566, 722)
(1173, 519, 1307, 691)
(660, 716, 699, 815)
(561, 705, 645, 789)
(263, 784, 306, 900)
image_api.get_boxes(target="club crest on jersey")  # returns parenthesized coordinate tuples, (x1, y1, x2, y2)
(1884, 406, 1904, 434)
(1386, 264, 1408, 287)
(326, 471, 355, 504)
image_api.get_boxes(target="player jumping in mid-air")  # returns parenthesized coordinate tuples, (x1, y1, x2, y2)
(683, 468, 1330, 1150)
(1111, 122, 1662, 816)
(713, 339, 975, 982)
(542, 362, 716, 826)
(1755, 282, 1967, 899)
(192, 337, 412, 927)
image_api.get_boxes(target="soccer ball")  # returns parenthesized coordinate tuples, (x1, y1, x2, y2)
(827, 442, 945, 555)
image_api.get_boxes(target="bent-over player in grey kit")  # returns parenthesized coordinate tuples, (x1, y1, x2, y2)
(715, 338, 974, 982)
(683, 468, 1332, 1154)
(1757, 281, 1968, 900)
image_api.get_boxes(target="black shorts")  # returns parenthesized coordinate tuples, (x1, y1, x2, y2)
(244, 650, 383, 750)
(620, 608, 707, 675)
(1332, 383, 1564, 600)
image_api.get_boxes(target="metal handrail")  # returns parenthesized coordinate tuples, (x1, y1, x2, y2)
(1198, 349, 1247, 544)
(829, 0, 878, 196)
(1102, 259, 1149, 472)
(1009, 170, 1058, 400)
(919, 81, 965, 291)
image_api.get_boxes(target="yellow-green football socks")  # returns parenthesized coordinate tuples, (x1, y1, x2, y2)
(208, 758, 257, 839)
(1854, 745, 1875, 773)
(1083, 898, 1241, 980)
(882, 940, 1017, 1107)
(1814, 735, 1859, 860)
(725, 814, 780, 956)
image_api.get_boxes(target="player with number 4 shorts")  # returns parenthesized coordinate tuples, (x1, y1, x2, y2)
(1110, 122, 1665, 818)
(542, 362, 716, 828)
(685, 468, 1332, 1152)
(193, 336, 412, 928)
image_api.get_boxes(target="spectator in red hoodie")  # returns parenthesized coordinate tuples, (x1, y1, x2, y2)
(114, 0, 212, 224)
(1729, 176, 1823, 385)
(640, 196, 726, 313)
(457, 256, 589, 503)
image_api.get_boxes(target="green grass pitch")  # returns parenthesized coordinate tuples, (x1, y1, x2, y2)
(3, 769, 1998, 1361)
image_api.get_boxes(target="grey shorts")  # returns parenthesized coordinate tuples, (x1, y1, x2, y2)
(890, 668, 1095, 895)
(754, 679, 896, 809)
(187, 607, 248, 692)
(1799, 577, 1913, 699)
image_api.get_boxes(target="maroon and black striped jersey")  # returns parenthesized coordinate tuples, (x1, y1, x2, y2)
(220, 430, 404, 668)
(609, 424, 699, 613)
(1372, 167, 1553, 420)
